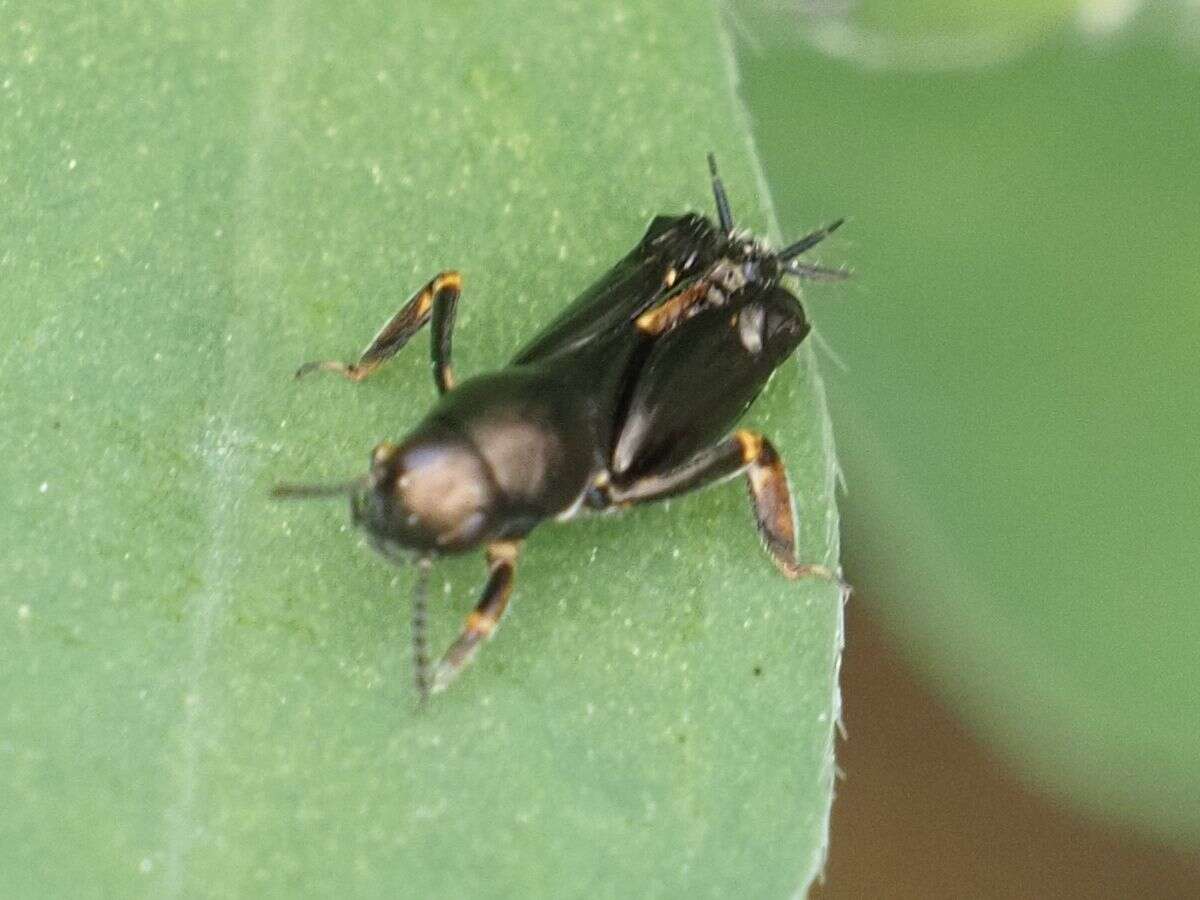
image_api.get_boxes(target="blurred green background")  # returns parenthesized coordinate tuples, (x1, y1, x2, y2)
(735, 0, 1200, 854)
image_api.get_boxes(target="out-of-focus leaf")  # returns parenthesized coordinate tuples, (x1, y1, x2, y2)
(740, 24, 1200, 846)
(732, 0, 1097, 69)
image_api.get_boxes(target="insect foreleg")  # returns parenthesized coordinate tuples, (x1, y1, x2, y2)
(430, 540, 522, 694)
(295, 270, 462, 392)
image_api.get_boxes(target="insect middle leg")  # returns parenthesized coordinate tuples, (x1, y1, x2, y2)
(430, 540, 522, 695)
(605, 429, 835, 582)
(295, 270, 462, 393)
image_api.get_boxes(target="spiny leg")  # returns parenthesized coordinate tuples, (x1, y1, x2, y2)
(430, 540, 521, 695)
(788, 261, 852, 282)
(707, 152, 735, 236)
(606, 429, 835, 582)
(638, 242, 849, 338)
(295, 270, 462, 393)
(778, 219, 844, 261)
(637, 154, 732, 336)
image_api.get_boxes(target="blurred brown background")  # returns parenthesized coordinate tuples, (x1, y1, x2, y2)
(815, 599, 1200, 898)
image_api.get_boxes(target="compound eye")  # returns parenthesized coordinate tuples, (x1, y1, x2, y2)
(368, 442, 399, 486)
(371, 442, 397, 465)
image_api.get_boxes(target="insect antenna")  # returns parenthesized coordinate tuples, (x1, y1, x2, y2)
(412, 557, 433, 704)
(270, 478, 364, 500)
(778, 218, 845, 262)
(707, 152, 735, 236)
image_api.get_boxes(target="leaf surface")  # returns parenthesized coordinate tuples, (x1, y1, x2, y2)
(1, 2, 844, 894)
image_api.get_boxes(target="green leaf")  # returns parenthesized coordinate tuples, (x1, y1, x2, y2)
(1, 1, 843, 895)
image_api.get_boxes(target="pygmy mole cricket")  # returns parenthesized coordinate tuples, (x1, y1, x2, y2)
(274, 155, 847, 700)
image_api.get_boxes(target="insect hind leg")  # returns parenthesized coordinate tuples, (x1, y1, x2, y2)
(778, 220, 844, 262)
(604, 429, 837, 583)
(735, 431, 836, 582)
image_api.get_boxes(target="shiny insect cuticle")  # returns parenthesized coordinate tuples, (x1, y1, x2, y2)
(273, 154, 848, 701)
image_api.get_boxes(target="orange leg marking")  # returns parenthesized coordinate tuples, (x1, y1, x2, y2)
(430, 540, 521, 694)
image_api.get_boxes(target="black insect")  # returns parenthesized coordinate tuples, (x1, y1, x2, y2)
(274, 155, 846, 700)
